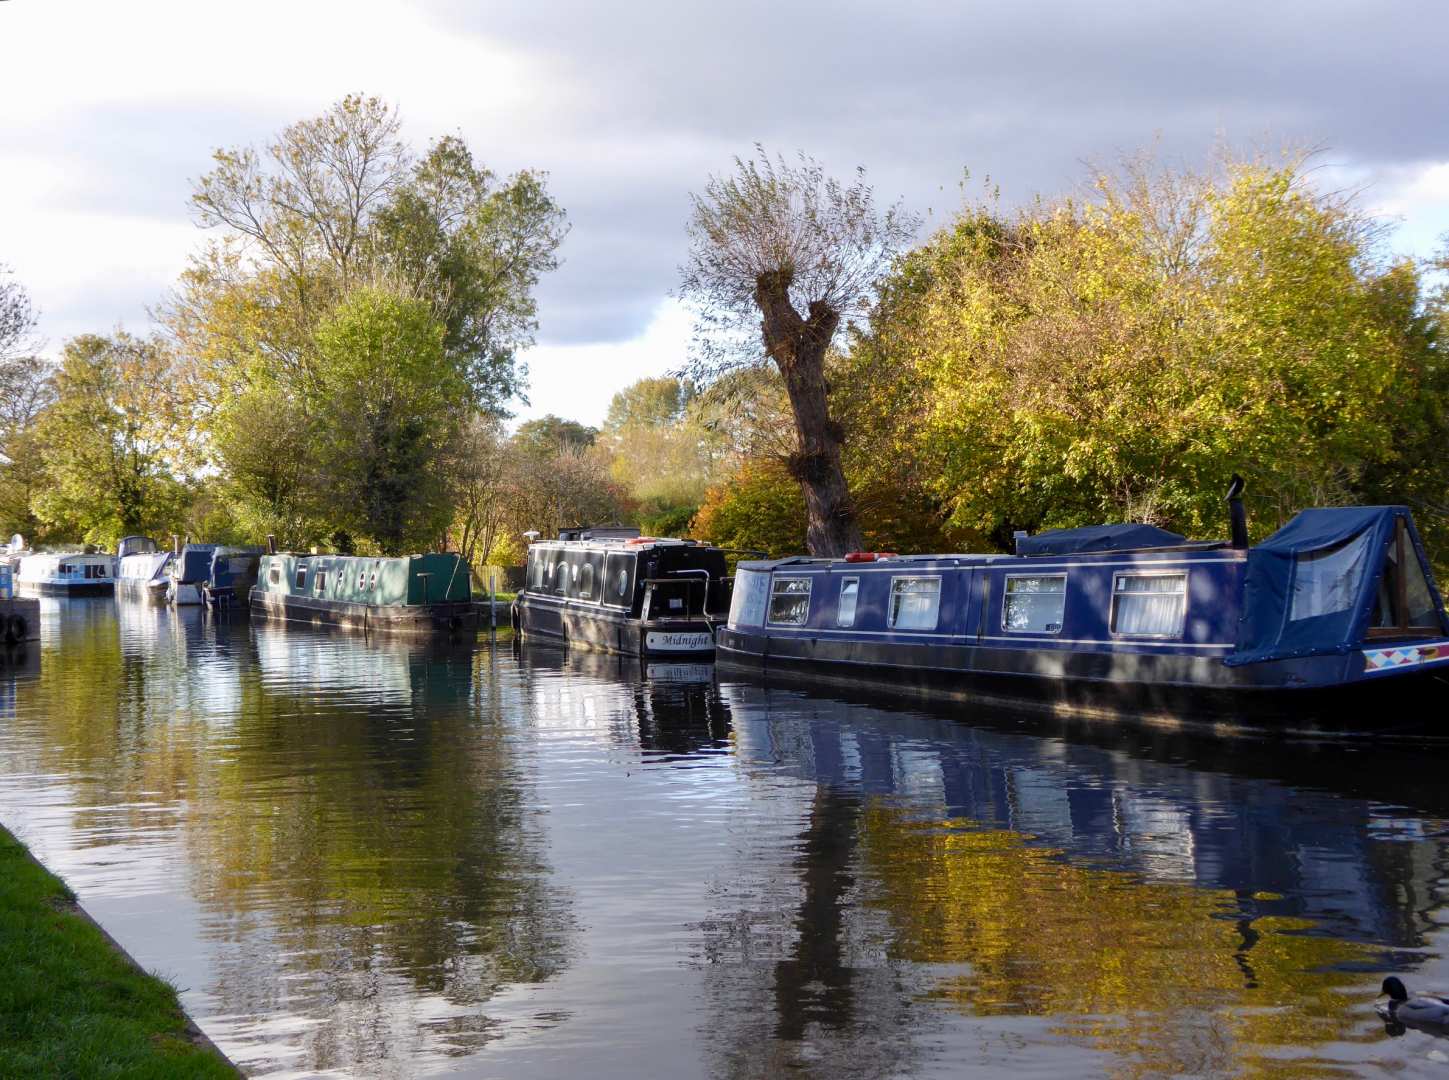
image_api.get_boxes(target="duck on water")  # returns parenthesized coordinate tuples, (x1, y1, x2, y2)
(717, 479, 1449, 725)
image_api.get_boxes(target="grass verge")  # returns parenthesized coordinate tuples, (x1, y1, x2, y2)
(0, 825, 239, 1079)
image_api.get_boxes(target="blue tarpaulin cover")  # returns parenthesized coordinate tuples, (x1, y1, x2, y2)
(1016, 523, 1187, 557)
(174, 545, 218, 583)
(1227, 506, 1446, 666)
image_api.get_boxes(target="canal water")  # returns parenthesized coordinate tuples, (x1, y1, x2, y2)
(2, 598, 1449, 1077)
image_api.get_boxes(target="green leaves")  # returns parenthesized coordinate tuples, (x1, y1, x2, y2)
(850, 152, 1444, 553)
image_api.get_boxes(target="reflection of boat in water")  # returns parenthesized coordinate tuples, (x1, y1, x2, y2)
(251, 621, 476, 706)
(720, 496, 1449, 726)
(716, 677, 1449, 946)
(516, 643, 731, 758)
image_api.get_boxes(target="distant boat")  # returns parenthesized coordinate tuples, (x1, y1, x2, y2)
(116, 536, 171, 602)
(166, 544, 218, 606)
(512, 527, 731, 658)
(717, 486, 1449, 724)
(199, 547, 266, 610)
(250, 551, 477, 635)
(16, 549, 117, 596)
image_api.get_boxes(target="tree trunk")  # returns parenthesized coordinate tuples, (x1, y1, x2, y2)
(754, 269, 864, 557)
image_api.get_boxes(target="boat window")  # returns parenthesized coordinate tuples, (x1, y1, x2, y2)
(578, 562, 596, 601)
(768, 576, 812, 625)
(889, 576, 941, 630)
(1111, 572, 1186, 637)
(1290, 530, 1372, 621)
(1368, 517, 1443, 637)
(315, 570, 327, 594)
(357, 569, 366, 590)
(729, 569, 770, 627)
(369, 569, 377, 590)
(295, 567, 307, 589)
(837, 577, 860, 627)
(604, 553, 634, 608)
(268, 565, 280, 586)
(1003, 574, 1066, 634)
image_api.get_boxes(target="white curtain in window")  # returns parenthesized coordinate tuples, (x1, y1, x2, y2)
(1290, 531, 1371, 621)
(1114, 590, 1184, 636)
(890, 578, 941, 630)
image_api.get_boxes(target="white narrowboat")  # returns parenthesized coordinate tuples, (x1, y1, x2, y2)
(17, 550, 117, 596)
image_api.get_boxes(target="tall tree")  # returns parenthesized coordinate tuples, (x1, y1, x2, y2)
(852, 151, 1446, 555)
(310, 288, 465, 555)
(0, 266, 54, 540)
(169, 95, 567, 547)
(31, 333, 189, 546)
(680, 149, 917, 556)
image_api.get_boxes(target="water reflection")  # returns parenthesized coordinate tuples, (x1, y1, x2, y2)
(2, 606, 1449, 1077)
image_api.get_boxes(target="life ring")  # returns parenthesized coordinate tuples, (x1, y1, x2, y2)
(625, 537, 659, 546)
(843, 551, 898, 563)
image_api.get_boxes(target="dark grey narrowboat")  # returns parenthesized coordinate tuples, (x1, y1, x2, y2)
(717, 498, 1449, 726)
(512, 529, 731, 658)
(251, 551, 478, 635)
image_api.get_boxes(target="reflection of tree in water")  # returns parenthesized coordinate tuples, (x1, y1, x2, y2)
(697, 785, 929, 1080)
(856, 805, 1389, 1077)
(9, 617, 574, 1075)
(185, 631, 575, 1073)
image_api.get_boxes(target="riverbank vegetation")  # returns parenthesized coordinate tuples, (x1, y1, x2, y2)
(0, 825, 236, 1078)
(2, 119, 1446, 571)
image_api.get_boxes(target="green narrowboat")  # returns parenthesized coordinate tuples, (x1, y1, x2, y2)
(250, 552, 477, 635)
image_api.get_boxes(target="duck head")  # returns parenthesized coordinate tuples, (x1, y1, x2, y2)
(1383, 977, 1409, 1004)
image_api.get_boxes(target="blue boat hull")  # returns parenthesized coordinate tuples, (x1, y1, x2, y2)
(716, 626, 1449, 728)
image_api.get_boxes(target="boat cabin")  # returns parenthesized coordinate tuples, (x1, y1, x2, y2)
(719, 505, 1449, 719)
(515, 534, 730, 657)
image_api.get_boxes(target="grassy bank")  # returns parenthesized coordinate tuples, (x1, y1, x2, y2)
(0, 825, 238, 1079)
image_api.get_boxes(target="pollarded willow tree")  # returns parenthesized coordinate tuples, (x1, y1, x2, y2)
(679, 149, 918, 557)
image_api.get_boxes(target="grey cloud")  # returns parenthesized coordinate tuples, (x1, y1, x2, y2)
(424, 0, 1449, 345)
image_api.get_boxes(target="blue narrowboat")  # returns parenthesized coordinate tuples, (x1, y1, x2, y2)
(198, 546, 266, 609)
(717, 492, 1449, 723)
(512, 529, 731, 658)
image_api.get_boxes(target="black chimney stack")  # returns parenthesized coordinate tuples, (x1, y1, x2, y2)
(1226, 474, 1248, 550)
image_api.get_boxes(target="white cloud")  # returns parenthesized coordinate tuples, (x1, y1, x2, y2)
(515, 299, 692, 427)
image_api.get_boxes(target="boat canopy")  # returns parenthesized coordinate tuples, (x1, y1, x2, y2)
(1227, 506, 1447, 666)
(173, 544, 219, 582)
(1016, 523, 1187, 557)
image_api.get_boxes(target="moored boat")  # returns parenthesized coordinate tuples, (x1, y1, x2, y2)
(200, 546, 266, 609)
(717, 490, 1449, 725)
(165, 543, 218, 605)
(512, 528, 731, 658)
(250, 551, 477, 635)
(16, 549, 117, 596)
(116, 536, 171, 602)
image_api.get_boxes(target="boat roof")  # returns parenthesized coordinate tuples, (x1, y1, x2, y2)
(738, 542, 1234, 572)
(531, 536, 715, 552)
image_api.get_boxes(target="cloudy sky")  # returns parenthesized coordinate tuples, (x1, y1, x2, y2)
(3, 1, 1447, 425)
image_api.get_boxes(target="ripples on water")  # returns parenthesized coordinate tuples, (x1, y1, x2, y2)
(2, 598, 1449, 1077)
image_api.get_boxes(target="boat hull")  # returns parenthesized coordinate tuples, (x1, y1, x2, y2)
(716, 627, 1449, 730)
(19, 581, 114, 597)
(250, 589, 479, 636)
(515, 595, 715, 659)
